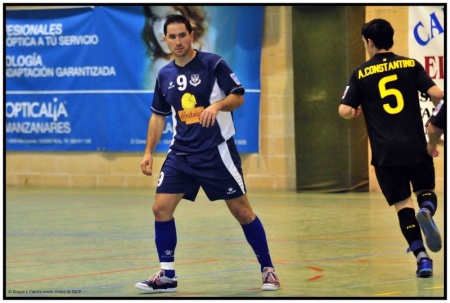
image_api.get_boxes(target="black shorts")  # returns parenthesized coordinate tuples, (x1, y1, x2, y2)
(374, 156, 435, 206)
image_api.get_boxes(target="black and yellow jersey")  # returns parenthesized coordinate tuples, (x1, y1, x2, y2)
(341, 52, 436, 166)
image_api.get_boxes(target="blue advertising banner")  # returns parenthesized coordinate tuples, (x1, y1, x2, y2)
(5, 6, 263, 152)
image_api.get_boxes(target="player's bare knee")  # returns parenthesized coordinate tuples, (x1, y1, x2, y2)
(232, 207, 255, 225)
(152, 203, 172, 221)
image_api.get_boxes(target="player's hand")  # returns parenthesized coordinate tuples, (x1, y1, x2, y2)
(427, 143, 439, 157)
(199, 104, 219, 127)
(140, 153, 153, 176)
(352, 106, 362, 118)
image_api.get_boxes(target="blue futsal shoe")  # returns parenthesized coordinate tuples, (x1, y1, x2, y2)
(416, 258, 433, 278)
(416, 208, 442, 252)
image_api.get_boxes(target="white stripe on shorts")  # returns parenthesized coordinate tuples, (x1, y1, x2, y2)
(217, 141, 246, 195)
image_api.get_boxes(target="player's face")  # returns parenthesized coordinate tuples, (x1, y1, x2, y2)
(164, 23, 194, 58)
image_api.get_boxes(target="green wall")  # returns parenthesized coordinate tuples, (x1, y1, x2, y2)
(293, 6, 369, 192)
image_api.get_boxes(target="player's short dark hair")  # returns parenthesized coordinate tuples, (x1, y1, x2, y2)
(164, 14, 193, 35)
(362, 18, 394, 50)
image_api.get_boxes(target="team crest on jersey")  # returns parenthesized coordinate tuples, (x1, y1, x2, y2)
(189, 74, 201, 87)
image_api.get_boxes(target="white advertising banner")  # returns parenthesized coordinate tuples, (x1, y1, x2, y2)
(408, 6, 445, 139)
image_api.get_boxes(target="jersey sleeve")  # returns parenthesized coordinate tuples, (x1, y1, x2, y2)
(150, 77, 172, 116)
(214, 58, 245, 95)
(341, 68, 361, 109)
(415, 60, 438, 94)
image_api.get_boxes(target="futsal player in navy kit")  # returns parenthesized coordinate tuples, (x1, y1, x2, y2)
(339, 19, 444, 277)
(425, 100, 445, 158)
(135, 14, 280, 293)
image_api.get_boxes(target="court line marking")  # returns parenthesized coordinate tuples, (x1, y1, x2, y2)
(306, 266, 324, 281)
(308, 275, 324, 281)
(423, 286, 444, 290)
(376, 292, 402, 296)
(6, 259, 220, 286)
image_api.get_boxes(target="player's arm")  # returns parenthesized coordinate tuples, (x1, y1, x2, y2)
(339, 104, 362, 119)
(200, 93, 244, 127)
(140, 113, 166, 176)
(427, 123, 442, 157)
(213, 92, 244, 111)
(427, 85, 444, 106)
(339, 72, 362, 119)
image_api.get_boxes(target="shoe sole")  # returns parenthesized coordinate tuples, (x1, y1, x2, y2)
(416, 210, 442, 252)
(261, 284, 280, 291)
(135, 283, 177, 293)
(417, 269, 433, 278)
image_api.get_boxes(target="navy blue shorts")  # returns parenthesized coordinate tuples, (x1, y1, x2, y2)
(156, 139, 247, 201)
(374, 156, 435, 206)
(428, 101, 445, 130)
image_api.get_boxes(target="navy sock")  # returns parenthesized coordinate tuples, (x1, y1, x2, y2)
(241, 215, 273, 272)
(155, 218, 177, 278)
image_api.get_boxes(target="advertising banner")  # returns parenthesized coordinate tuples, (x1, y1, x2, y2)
(408, 6, 445, 139)
(5, 6, 263, 152)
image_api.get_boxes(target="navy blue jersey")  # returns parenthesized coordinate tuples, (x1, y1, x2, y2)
(428, 100, 445, 130)
(151, 50, 245, 154)
(341, 52, 436, 166)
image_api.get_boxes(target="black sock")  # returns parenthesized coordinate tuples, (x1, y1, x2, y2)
(417, 191, 437, 216)
(397, 207, 426, 257)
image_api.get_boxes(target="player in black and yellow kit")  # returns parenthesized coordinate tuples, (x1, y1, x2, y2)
(339, 19, 444, 277)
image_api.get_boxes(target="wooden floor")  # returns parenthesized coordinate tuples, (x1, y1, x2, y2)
(5, 186, 446, 299)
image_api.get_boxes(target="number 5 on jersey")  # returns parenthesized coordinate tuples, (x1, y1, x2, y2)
(378, 74, 404, 114)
